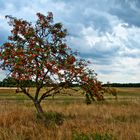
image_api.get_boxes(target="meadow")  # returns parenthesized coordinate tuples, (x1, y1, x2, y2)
(0, 87, 140, 140)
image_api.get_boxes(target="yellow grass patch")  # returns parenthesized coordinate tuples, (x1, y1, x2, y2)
(0, 87, 140, 140)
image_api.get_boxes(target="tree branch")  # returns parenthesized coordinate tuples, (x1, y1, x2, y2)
(20, 87, 34, 101)
(38, 83, 65, 103)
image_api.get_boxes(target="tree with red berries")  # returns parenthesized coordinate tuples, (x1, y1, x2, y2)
(0, 12, 103, 120)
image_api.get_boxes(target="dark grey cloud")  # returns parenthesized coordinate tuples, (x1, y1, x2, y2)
(79, 44, 120, 65)
(90, 15, 111, 33)
(109, 0, 140, 27)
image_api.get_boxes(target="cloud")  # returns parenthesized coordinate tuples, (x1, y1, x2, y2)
(109, 0, 140, 27)
(0, 0, 140, 83)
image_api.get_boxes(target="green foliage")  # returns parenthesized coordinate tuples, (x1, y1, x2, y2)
(72, 131, 116, 140)
(0, 77, 36, 87)
(0, 77, 17, 87)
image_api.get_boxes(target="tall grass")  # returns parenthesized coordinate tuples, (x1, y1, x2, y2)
(0, 99, 140, 140)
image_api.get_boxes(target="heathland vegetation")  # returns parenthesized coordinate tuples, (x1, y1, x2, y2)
(0, 87, 140, 140)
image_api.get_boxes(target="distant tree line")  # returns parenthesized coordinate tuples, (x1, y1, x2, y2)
(0, 77, 76, 87)
(0, 77, 140, 87)
(103, 83, 140, 87)
(0, 77, 36, 87)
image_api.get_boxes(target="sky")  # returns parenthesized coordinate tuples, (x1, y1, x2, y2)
(0, 0, 140, 83)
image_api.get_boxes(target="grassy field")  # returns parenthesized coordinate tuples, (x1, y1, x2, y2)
(0, 87, 140, 140)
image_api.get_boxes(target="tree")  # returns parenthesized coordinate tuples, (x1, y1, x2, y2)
(0, 12, 103, 121)
(1, 77, 17, 87)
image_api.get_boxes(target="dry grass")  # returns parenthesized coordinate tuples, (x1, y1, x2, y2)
(0, 87, 140, 140)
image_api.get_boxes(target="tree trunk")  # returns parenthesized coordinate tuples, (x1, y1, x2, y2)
(34, 101, 46, 121)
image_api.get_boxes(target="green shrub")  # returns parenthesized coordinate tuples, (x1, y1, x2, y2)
(72, 131, 116, 140)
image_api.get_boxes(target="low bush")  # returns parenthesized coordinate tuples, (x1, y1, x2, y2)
(72, 131, 116, 140)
